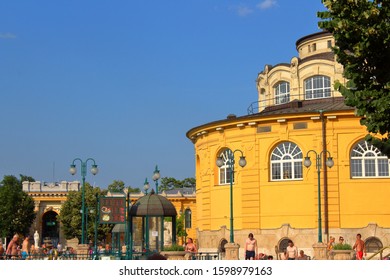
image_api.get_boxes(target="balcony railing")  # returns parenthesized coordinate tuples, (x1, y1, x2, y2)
(247, 91, 341, 115)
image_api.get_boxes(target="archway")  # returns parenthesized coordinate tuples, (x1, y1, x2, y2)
(42, 211, 59, 247)
(365, 237, 383, 253)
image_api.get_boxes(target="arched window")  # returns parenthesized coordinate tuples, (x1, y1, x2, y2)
(278, 238, 291, 252)
(271, 142, 303, 181)
(351, 140, 390, 178)
(184, 208, 192, 229)
(305, 75, 331, 100)
(218, 149, 234, 185)
(365, 237, 383, 253)
(274, 81, 290, 105)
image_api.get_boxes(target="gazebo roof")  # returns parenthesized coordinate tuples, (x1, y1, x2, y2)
(130, 189, 177, 217)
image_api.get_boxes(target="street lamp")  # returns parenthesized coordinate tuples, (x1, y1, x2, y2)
(303, 150, 334, 243)
(216, 149, 247, 243)
(69, 158, 99, 244)
(152, 165, 160, 194)
(143, 178, 150, 194)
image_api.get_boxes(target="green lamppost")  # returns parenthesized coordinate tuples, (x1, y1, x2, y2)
(83, 207, 94, 245)
(143, 178, 150, 194)
(69, 158, 99, 244)
(152, 165, 161, 194)
(303, 150, 334, 243)
(216, 149, 247, 243)
(94, 193, 99, 259)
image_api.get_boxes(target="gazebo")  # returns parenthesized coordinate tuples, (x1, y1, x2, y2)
(129, 189, 177, 253)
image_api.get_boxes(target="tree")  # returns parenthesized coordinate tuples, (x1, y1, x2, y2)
(107, 180, 125, 193)
(59, 183, 113, 243)
(159, 177, 196, 191)
(0, 175, 36, 240)
(107, 180, 140, 193)
(318, 0, 390, 155)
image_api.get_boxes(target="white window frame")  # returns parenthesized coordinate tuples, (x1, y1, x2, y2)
(274, 81, 290, 105)
(271, 142, 303, 181)
(351, 140, 390, 178)
(305, 75, 331, 100)
(218, 149, 234, 185)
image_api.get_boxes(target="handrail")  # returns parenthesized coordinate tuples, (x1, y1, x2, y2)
(247, 91, 341, 115)
(366, 246, 390, 260)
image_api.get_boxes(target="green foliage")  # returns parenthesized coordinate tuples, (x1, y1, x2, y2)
(107, 180, 140, 193)
(0, 175, 36, 239)
(58, 183, 113, 242)
(163, 244, 184, 251)
(176, 214, 187, 237)
(318, 0, 390, 156)
(333, 243, 353, 250)
(107, 180, 125, 193)
(159, 177, 196, 191)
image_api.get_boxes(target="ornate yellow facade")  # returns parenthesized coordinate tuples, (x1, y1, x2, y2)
(187, 31, 390, 258)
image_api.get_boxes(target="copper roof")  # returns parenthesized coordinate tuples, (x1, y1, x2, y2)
(130, 190, 177, 216)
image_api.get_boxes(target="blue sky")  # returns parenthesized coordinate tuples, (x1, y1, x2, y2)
(0, 1, 326, 190)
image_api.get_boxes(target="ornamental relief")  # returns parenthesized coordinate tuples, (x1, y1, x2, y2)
(44, 206, 60, 214)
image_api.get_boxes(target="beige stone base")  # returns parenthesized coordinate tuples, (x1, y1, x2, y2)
(224, 243, 240, 260)
(312, 242, 327, 260)
(329, 250, 354, 260)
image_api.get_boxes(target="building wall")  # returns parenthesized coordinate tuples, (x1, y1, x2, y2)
(256, 32, 345, 112)
(187, 31, 390, 256)
(23, 181, 80, 247)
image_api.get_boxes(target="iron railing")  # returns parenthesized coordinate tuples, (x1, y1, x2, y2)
(0, 251, 222, 260)
(366, 246, 390, 260)
(247, 91, 341, 115)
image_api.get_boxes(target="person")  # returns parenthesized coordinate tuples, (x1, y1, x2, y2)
(267, 255, 274, 260)
(104, 244, 111, 255)
(286, 240, 298, 260)
(0, 241, 5, 259)
(257, 253, 265, 260)
(353, 233, 366, 260)
(29, 244, 37, 259)
(297, 250, 309, 260)
(184, 237, 197, 253)
(244, 233, 258, 260)
(21, 235, 30, 260)
(6, 234, 19, 259)
(327, 236, 335, 251)
(338, 236, 344, 245)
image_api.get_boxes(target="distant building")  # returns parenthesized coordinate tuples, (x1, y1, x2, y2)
(23, 181, 196, 248)
(186, 31, 390, 258)
(22, 181, 80, 247)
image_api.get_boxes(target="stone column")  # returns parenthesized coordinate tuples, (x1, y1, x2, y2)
(312, 242, 328, 260)
(224, 243, 240, 260)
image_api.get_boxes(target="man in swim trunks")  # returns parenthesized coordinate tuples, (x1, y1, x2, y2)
(353, 233, 366, 260)
(286, 240, 298, 260)
(245, 233, 258, 260)
(21, 235, 30, 260)
(6, 234, 19, 259)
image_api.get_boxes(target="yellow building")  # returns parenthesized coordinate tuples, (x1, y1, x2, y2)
(186, 31, 390, 258)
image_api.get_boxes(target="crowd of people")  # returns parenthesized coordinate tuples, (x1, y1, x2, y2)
(0, 234, 77, 260)
(244, 232, 370, 260)
(0, 232, 381, 260)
